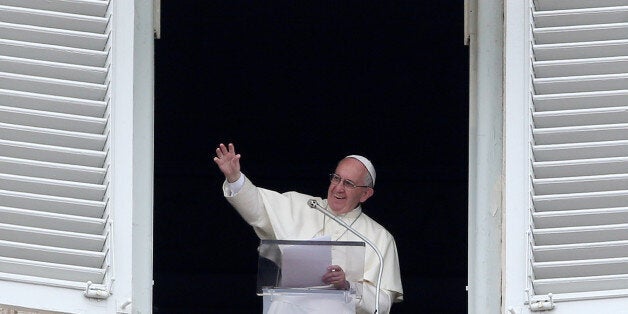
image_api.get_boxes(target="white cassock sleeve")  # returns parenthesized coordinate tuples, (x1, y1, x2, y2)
(223, 174, 277, 239)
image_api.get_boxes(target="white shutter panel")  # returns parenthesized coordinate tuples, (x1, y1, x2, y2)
(529, 0, 628, 301)
(0, 0, 111, 298)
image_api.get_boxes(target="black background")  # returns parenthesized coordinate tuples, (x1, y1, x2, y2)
(154, 1, 468, 312)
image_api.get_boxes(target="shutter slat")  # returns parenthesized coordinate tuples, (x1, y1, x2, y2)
(533, 124, 628, 145)
(0, 123, 106, 150)
(533, 107, 628, 128)
(0, 72, 107, 100)
(533, 40, 628, 61)
(533, 257, 628, 279)
(0, 55, 107, 84)
(533, 223, 628, 245)
(534, 74, 628, 94)
(534, 240, 628, 262)
(0, 139, 106, 167)
(534, 207, 628, 228)
(534, 57, 628, 78)
(0, 39, 107, 67)
(0, 156, 105, 184)
(0, 256, 104, 283)
(0, 89, 106, 117)
(0, 240, 104, 268)
(533, 140, 628, 162)
(535, 0, 628, 11)
(0, 223, 105, 251)
(0, 106, 107, 134)
(534, 90, 628, 112)
(534, 157, 628, 178)
(0, 22, 108, 50)
(0, 0, 109, 18)
(533, 275, 628, 295)
(534, 6, 628, 28)
(0, 5, 108, 33)
(534, 23, 628, 45)
(0, 190, 105, 218)
(533, 190, 628, 211)
(0, 205, 105, 234)
(0, 173, 106, 201)
(533, 174, 628, 195)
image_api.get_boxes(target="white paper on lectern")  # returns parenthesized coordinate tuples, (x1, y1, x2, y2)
(280, 236, 332, 288)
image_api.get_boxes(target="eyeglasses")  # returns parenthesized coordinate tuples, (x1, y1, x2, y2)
(329, 173, 371, 189)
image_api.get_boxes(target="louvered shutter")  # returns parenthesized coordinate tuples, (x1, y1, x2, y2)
(529, 0, 628, 301)
(0, 0, 154, 312)
(0, 0, 110, 287)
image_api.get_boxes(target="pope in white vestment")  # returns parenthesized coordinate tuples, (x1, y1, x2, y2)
(214, 143, 404, 313)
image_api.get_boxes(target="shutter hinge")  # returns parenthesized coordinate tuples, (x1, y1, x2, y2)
(84, 281, 111, 299)
(527, 292, 554, 312)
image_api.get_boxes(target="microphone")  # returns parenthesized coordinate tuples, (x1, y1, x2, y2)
(308, 199, 384, 314)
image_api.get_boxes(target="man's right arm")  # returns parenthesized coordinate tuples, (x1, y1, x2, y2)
(213, 143, 277, 238)
(222, 173, 275, 239)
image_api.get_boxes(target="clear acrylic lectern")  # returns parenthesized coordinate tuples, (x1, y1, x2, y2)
(257, 239, 365, 314)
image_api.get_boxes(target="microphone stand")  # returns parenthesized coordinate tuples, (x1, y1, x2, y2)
(308, 199, 384, 314)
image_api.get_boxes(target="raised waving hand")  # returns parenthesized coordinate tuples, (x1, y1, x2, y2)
(213, 143, 241, 183)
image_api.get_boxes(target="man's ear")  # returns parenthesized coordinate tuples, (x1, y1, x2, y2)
(360, 188, 374, 203)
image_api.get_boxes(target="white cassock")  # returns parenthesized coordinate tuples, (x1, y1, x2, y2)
(223, 174, 404, 314)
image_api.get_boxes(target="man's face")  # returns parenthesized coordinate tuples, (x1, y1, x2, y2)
(327, 158, 374, 214)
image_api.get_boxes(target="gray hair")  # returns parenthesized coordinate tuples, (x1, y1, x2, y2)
(363, 171, 374, 188)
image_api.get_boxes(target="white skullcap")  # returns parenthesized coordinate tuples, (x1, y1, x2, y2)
(346, 155, 376, 186)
